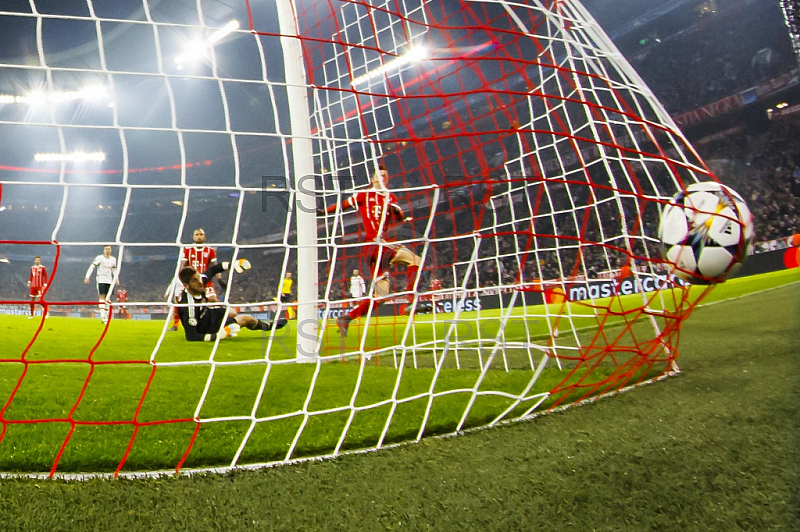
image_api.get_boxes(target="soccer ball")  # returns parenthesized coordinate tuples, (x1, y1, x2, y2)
(658, 182, 754, 284)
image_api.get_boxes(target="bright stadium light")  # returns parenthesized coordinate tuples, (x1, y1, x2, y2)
(34, 151, 106, 162)
(1, 85, 109, 106)
(209, 19, 240, 44)
(351, 46, 430, 87)
(175, 19, 240, 67)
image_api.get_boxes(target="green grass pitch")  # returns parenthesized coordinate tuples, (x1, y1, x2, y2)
(0, 269, 796, 530)
(0, 268, 797, 475)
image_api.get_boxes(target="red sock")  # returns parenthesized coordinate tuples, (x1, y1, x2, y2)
(30, 301, 35, 315)
(406, 265, 420, 291)
(348, 298, 379, 320)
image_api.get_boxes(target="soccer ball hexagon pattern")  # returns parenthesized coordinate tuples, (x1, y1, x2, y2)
(658, 182, 754, 284)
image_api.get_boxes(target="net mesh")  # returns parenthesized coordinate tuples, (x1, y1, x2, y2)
(0, 0, 713, 477)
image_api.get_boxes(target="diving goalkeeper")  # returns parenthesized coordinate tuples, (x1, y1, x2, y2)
(176, 259, 286, 342)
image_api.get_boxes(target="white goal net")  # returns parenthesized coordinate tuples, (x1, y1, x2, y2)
(0, 0, 713, 477)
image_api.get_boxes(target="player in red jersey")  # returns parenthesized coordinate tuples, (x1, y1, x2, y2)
(28, 256, 48, 318)
(320, 165, 429, 337)
(116, 286, 129, 319)
(182, 228, 220, 290)
(170, 228, 221, 331)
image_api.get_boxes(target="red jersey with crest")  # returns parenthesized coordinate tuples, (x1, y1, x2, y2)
(345, 189, 402, 241)
(116, 289, 128, 303)
(183, 246, 217, 271)
(29, 264, 48, 290)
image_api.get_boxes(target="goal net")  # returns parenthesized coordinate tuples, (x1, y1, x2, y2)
(0, 0, 714, 477)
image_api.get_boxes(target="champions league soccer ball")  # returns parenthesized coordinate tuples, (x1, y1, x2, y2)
(658, 182, 754, 284)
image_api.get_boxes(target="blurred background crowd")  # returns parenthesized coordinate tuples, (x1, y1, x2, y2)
(0, 0, 797, 310)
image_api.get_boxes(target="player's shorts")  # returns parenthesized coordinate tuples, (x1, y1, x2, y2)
(365, 241, 404, 278)
(97, 283, 112, 298)
(280, 293, 292, 303)
(29, 287, 44, 298)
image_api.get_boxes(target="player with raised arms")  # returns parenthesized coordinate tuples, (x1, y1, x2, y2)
(319, 164, 430, 337)
(176, 259, 286, 342)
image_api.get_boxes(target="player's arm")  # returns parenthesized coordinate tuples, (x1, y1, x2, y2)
(176, 305, 208, 342)
(388, 200, 405, 222)
(210, 250, 224, 282)
(201, 261, 226, 280)
(202, 258, 250, 281)
(319, 194, 359, 215)
(174, 292, 208, 342)
(180, 248, 189, 269)
(84, 257, 98, 283)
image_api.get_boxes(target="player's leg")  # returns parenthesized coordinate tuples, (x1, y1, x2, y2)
(170, 307, 181, 330)
(97, 284, 111, 323)
(338, 251, 392, 337)
(393, 246, 422, 289)
(235, 314, 287, 332)
(98, 297, 107, 323)
(281, 294, 290, 319)
(280, 293, 295, 320)
(393, 247, 431, 314)
(338, 280, 387, 338)
(28, 287, 37, 317)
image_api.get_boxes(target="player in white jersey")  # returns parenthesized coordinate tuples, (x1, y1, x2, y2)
(84, 245, 119, 324)
(349, 269, 366, 310)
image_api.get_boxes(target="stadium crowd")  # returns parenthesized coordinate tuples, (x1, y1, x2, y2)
(1, 0, 797, 311)
(626, 0, 796, 116)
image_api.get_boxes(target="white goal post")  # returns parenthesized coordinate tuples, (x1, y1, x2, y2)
(0, 0, 717, 477)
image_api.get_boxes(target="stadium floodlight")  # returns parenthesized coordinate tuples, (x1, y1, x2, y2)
(34, 151, 106, 162)
(1, 85, 109, 105)
(350, 46, 430, 87)
(208, 19, 241, 44)
(46, 85, 109, 104)
(175, 19, 240, 67)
